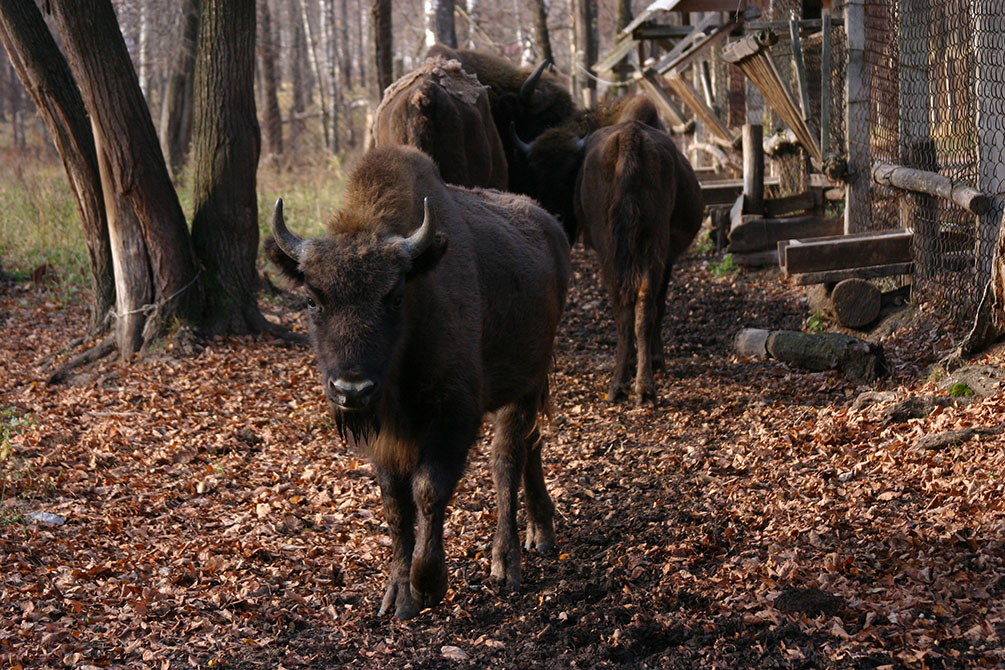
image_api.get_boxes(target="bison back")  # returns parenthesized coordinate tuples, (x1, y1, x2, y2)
(372, 59, 508, 190)
(575, 121, 702, 295)
(449, 187, 570, 411)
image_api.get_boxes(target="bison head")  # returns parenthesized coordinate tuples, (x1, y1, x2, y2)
(510, 123, 587, 242)
(266, 198, 447, 440)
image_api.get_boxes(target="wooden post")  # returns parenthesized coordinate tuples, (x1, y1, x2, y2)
(820, 9, 832, 157)
(973, 2, 1005, 295)
(872, 162, 989, 215)
(743, 123, 764, 215)
(844, 0, 868, 235)
(788, 17, 811, 123)
(898, 0, 934, 278)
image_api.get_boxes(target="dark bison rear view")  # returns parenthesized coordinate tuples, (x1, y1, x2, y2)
(265, 146, 570, 619)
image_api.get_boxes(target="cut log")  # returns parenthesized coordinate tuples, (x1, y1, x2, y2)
(733, 328, 886, 381)
(728, 215, 843, 253)
(781, 229, 913, 275)
(872, 161, 990, 215)
(763, 189, 823, 217)
(830, 278, 881, 328)
(764, 330, 885, 382)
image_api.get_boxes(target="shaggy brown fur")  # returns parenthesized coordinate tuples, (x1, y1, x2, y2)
(371, 57, 508, 189)
(426, 44, 580, 192)
(265, 145, 570, 620)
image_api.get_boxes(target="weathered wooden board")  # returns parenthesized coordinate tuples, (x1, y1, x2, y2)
(785, 261, 914, 286)
(781, 229, 912, 275)
(728, 215, 843, 254)
(763, 189, 823, 217)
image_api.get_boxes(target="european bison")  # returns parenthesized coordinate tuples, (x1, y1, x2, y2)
(518, 96, 703, 405)
(265, 146, 570, 619)
(371, 57, 508, 189)
(426, 44, 579, 193)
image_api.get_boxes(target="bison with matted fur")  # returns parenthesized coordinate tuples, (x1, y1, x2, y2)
(265, 145, 570, 619)
(371, 57, 508, 189)
(426, 44, 579, 193)
(517, 96, 703, 405)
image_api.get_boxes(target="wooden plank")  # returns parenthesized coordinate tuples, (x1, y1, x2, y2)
(648, 13, 720, 73)
(652, 17, 736, 75)
(763, 189, 822, 217)
(594, 36, 640, 74)
(783, 229, 913, 275)
(637, 69, 690, 128)
(788, 262, 914, 286)
(662, 70, 737, 147)
(789, 18, 811, 122)
(844, 0, 868, 234)
(731, 249, 779, 267)
(728, 216, 843, 254)
(700, 177, 781, 205)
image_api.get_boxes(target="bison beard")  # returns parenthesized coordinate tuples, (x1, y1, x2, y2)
(330, 403, 379, 446)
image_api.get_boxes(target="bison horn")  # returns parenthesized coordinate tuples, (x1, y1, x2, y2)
(399, 197, 436, 260)
(519, 59, 550, 103)
(510, 121, 533, 158)
(576, 133, 588, 153)
(272, 198, 307, 261)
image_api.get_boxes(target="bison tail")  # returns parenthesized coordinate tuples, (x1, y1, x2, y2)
(607, 124, 658, 297)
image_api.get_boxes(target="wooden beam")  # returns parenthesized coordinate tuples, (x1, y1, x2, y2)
(789, 18, 811, 122)
(844, 0, 868, 234)
(871, 161, 990, 215)
(785, 262, 914, 286)
(763, 189, 823, 217)
(782, 229, 913, 275)
(728, 215, 844, 253)
(652, 15, 736, 75)
(636, 69, 690, 129)
(661, 69, 737, 147)
(820, 9, 832, 155)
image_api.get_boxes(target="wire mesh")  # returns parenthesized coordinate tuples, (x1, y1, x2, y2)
(846, 0, 1005, 326)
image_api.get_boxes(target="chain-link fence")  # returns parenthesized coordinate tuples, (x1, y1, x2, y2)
(842, 0, 1005, 326)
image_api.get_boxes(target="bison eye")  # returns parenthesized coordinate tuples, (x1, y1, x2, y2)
(306, 295, 321, 312)
(390, 293, 404, 310)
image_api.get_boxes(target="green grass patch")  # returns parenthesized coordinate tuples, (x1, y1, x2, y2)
(709, 253, 738, 278)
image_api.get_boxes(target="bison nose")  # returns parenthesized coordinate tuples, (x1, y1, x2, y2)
(327, 376, 378, 410)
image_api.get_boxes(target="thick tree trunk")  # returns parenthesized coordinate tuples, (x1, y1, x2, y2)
(51, 0, 201, 356)
(257, 0, 283, 156)
(299, 0, 331, 149)
(321, 0, 340, 152)
(0, 0, 115, 336)
(573, 0, 597, 107)
(371, 0, 392, 100)
(290, 3, 308, 152)
(613, 0, 632, 85)
(158, 0, 199, 176)
(189, 0, 266, 335)
(427, 0, 456, 49)
(529, 0, 554, 64)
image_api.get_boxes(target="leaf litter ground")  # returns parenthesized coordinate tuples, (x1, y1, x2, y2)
(2, 247, 1005, 669)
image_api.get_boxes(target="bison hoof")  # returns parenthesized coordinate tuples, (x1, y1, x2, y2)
(524, 521, 555, 554)
(410, 556, 448, 610)
(606, 384, 628, 404)
(491, 544, 522, 590)
(379, 579, 419, 620)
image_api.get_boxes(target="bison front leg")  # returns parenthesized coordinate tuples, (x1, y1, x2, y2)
(522, 425, 556, 554)
(411, 457, 466, 611)
(376, 470, 419, 619)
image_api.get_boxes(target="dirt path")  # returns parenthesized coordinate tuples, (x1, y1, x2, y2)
(3, 248, 1004, 668)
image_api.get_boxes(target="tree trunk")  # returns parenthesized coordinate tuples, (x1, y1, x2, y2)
(189, 0, 266, 335)
(321, 0, 340, 152)
(370, 0, 392, 100)
(529, 0, 554, 64)
(290, 2, 308, 152)
(573, 0, 597, 107)
(426, 0, 456, 49)
(613, 0, 632, 85)
(299, 0, 331, 149)
(158, 0, 199, 176)
(0, 0, 115, 336)
(257, 0, 283, 156)
(51, 0, 201, 356)
(338, 0, 352, 90)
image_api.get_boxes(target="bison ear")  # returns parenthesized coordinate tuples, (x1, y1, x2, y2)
(265, 235, 305, 287)
(406, 231, 448, 279)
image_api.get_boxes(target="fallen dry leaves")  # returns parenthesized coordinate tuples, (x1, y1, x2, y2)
(2, 248, 1004, 669)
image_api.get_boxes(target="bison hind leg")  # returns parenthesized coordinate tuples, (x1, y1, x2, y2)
(490, 392, 553, 588)
(523, 424, 556, 554)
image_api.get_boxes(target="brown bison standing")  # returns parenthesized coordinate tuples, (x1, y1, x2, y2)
(426, 44, 579, 193)
(371, 57, 508, 189)
(519, 96, 703, 405)
(265, 146, 570, 619)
